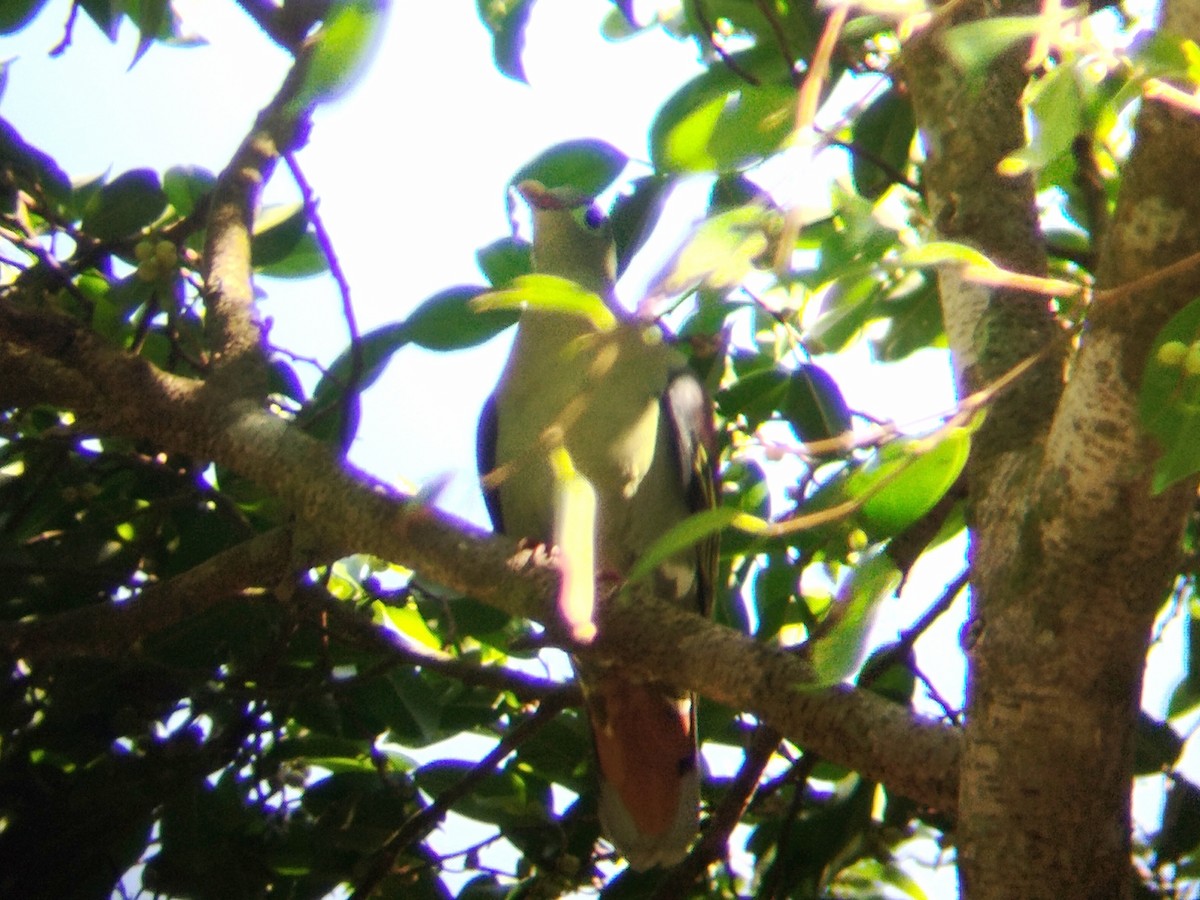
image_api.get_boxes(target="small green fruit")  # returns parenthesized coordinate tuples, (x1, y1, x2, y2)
(1186, 342, 1200, 376)
(847, 528, 869, 552)
(133, 239, 155, 263)
(154, 239, 177, 268)
(136, 259, 161, 282)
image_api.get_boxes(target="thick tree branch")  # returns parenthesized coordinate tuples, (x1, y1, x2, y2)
(900, 0, 1200, 894)
(0, 528, 292, 660)
(201, 33, 316, 396)
(0, 300, 959, 814)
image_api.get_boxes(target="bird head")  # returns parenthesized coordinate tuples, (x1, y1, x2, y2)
(516, 179, 616, 296)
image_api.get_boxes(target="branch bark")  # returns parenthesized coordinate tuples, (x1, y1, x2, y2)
(0, 298, 959, 814)
(903, 0, 1200, 895)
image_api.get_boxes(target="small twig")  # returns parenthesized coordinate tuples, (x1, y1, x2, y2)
(689, 0, 761, 85)
(864, 569, 970, 685)
(349, 695, 570, 899)
(49, 1, 80, 57)
(859, 569, 970, 724)
(796, 3, 847, 134)
(912, 662, 962, 723)
(759, 752, 821, 900)
(1093, 245, 1200, 307)
(0, 221, 94, 313)
(297, 584, 581, 704)
(285, 151, 362, 452)
(822, 134, 923, 195)
(752, 0, 799, 85)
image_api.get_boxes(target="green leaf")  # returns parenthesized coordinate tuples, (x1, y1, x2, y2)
(810, 552, 900, 685)
(0, 0, 49, 34)
(374, 601, 441, 650)
(252, 203, 309, 267)
(848, 429, 971, 538)
(647, 203, 775, 298)
(78, 0, 120, 40)
(942, 16, 1045, 77)
(871, 277, 946, 362)
(626, 507, 741, 585)
(718, 365, 788, 429)
(415, 760, 546, 826)
(257, 233, 328, 278)
(1156, 776, 1200, 863)
(804, 271, 881, 353)
(651, 61, 795, 173)
(783, 364, 853, 446)
(1001, 64, 1084, 176)
(895, 241, 994, 270)
(408, 284, 518, 350)
(81, 168, 167, 240)
(162, 165, 215, 218)
(475, 274, 616, 330)
(851, 88, 915, 199)
(476, 236, 532, 286)
(1134, 712, 1183, 775)
(312, 320, 412, 406)
(609, 174, 675, 275)
(476, 0, 535, 82)
(129, 0, 170, 68)
(1139, 298, 1200, 492)
(511, 138, 629, 199)
(292, 0, 387, 108)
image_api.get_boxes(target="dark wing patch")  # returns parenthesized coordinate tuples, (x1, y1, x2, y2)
(477, 393, 505, 533)
(661, 369, 718, 617)
(662, 370, 715, 514)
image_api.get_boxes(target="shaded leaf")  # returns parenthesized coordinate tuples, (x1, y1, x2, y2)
(1134, 712, 1183, 775)
(476, 0, 535, 82)
(609, 174, 675, 275)
(512, 138, 628, 198)
(851, 87, 915, 199)
(0, 117, 71, 210)
(784, 364, 853, 445)
(81, 169, 167, 241)
(476, 236, 532, 286)
(257, 233, 328, 278)
(162, 165, 214, 218)
(408, 284, 518, 349)
(252, 203, 309, 267)
(1157, 776, 1200, 863)
(0, 0, 49, 34)
(810, 551, 900, 684)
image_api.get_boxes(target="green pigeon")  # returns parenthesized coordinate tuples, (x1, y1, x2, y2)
(477, 180, 717, 869)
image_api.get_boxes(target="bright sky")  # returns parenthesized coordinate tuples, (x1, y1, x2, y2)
(1, 1, 1192, 896)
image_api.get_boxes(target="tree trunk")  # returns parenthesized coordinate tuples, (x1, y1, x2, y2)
(907, 0, 1200, 895)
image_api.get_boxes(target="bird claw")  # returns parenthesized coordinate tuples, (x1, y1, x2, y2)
(508, 539, 561, 572)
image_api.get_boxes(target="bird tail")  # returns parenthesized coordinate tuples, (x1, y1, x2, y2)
(584, 673, 700, 870)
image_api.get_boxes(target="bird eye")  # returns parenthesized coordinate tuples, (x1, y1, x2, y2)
(583, 205, 605, 229)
